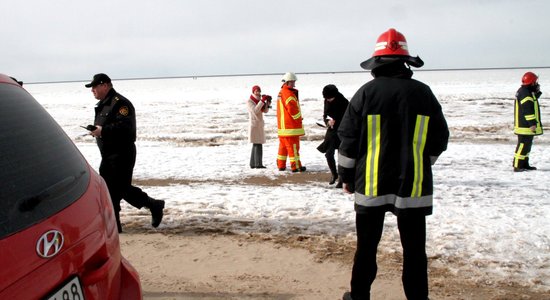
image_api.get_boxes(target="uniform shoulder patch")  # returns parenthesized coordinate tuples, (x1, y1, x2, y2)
(118, 106, 129, 116)
(114, 96, 120, 102)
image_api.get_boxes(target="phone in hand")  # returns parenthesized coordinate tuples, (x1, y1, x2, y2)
(81, 125, 97, 131)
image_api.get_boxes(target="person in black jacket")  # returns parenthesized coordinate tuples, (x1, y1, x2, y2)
(513, 71, 543, 172)
(339, 29, 449, 300)
(85, 73, 165, 233)
(317, 84, 349, 187)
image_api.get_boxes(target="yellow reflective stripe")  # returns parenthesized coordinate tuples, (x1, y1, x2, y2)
(514, 127, 535, 135)
(525, 114, 536, 120)
(292, 111, 302, 119)
(520, 97, 534, 104)
(285, 96, 297, 105)
(278, 128, 305, 136)
(513, 143, 525, 167)
(277, 154, 287, 160)
(411, 115, 430, 198)
(365, 115, 380, 197)
(292, 143, 301, 168)
(278, 99, 286, 130)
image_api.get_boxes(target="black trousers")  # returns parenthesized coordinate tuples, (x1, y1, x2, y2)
(324, 131, 340, 176)
(350, 211, 428, 300)
(99, 144, 151, 231)
(513, 135, 534, 168)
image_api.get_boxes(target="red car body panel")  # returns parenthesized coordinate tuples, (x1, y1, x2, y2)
(0, 74, 142, 299)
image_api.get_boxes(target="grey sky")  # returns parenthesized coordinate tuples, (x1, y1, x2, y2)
(2, 0, 548, 82)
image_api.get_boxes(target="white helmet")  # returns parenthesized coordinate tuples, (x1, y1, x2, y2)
(282, 72, 297, 82)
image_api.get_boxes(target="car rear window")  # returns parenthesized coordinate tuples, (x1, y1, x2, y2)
(0, 83, 90, 238)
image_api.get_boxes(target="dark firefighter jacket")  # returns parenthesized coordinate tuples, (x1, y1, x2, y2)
(338, 64, 449, 216)
(514, 86, 543, 136)
(94, 88, 137, 156)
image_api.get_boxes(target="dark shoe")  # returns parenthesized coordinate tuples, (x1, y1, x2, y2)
(335, 181, 343, 188)
(278, 167, 286, 171)
(149, 198, 165, 228)
(257, 165, 266, 169)
(525, 165, 537, 170)
(514, 167, 525, 172)
(291, 166, 307, 173)
(329, 174, 338, 185)
(342, 292, 353, 300)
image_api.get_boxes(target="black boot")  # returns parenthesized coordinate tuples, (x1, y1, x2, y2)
(250, 144, 265, 168)
(327, 157, 338, 185)
(148, 197, 165, 228)
(329, 174, 338, 185)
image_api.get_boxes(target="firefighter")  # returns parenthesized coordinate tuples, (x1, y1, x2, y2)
(338, 29, 449, 300)
(513, 72, 543, 172)
(276, 72, 306, 172)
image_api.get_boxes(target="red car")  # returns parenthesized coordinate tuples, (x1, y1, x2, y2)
(0, 74, 142, 299)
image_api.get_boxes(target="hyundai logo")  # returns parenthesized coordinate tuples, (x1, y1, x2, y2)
(36, 230, 64, 258)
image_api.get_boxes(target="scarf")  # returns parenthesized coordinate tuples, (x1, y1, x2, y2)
(250, 94, 260, 105)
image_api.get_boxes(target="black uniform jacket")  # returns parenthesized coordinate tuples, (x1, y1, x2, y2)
(94, 88, 137, 156)
(318, 93, 349, 153)
(338, 67, 449, 216)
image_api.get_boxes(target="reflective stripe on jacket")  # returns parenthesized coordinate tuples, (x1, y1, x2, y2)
(277, 85, 305, 137)
(338, 74, 449, 216)
(514, 86, 543, 136)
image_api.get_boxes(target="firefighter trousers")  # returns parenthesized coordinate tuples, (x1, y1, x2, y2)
(513, 135, 534, 169)
(277, 136, 302, 171)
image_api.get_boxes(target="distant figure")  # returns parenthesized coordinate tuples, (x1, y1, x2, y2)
(247, 85, 271, 168)
(276, 72, 306, 172)
(317, 84, 349, 187)
(513, 72, 543, 172)
(85, 73, 165, 233)
(338, 29, 449, 300)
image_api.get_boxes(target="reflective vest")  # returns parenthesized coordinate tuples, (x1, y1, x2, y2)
(514, 86, 543, 136)
(277, 85, 305, 137)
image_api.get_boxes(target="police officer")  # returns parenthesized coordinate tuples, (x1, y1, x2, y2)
(513, 72, 543, 172)
(85, 73, 165, 232)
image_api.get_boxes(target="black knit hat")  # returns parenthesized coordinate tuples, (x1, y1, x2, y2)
(322, 84, 339, 99)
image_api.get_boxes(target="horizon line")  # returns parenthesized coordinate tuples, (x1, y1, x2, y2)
(25, 66, 550, 85)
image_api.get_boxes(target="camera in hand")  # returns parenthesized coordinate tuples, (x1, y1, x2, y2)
(261, 95, 272, 109)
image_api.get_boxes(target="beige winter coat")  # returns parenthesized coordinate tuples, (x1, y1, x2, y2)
(247, 96, 269, 144)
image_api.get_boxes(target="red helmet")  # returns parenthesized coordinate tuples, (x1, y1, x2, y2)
(360, 28, 424, 70)
(373, 28, 410, 57)
(522, 72, 538, 86)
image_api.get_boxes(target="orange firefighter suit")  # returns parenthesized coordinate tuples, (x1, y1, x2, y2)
(277, 84, 305, 171)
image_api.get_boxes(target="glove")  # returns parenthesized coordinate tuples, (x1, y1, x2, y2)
(261, 95, 272, 102)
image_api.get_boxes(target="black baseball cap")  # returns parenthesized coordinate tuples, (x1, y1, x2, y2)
(85, 73, 111, 88)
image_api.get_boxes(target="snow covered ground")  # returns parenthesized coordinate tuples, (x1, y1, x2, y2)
(27, 69, 549, 291)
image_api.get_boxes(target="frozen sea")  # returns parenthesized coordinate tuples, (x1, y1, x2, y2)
(26, 68, 549, 291)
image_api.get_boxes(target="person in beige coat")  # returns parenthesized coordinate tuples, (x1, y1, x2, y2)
(247, 85, 271, 168)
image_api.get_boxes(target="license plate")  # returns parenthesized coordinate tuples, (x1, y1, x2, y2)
(47, 277, 85, 300)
